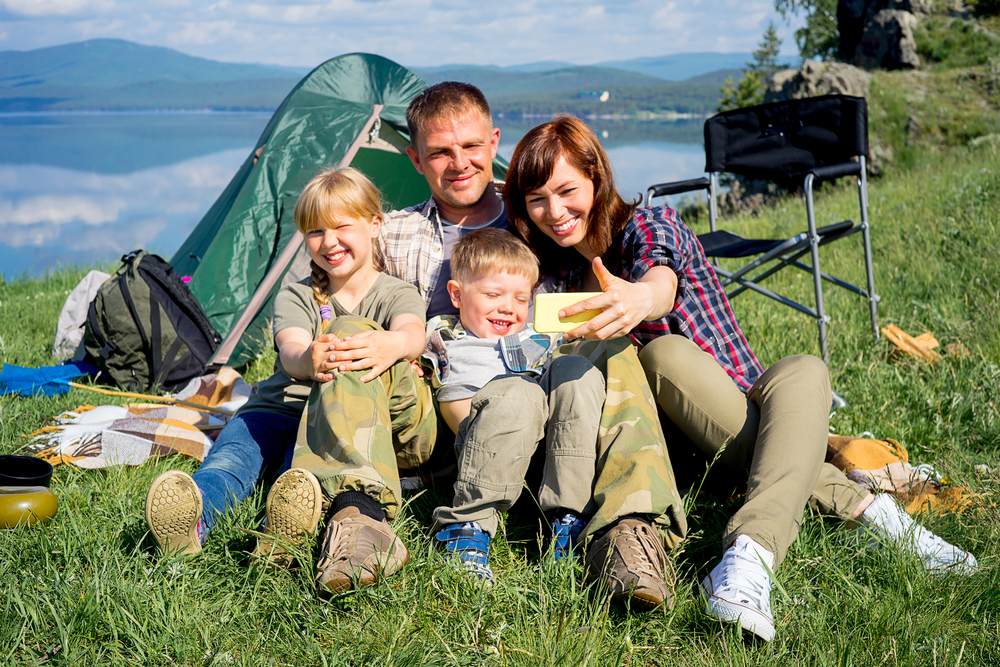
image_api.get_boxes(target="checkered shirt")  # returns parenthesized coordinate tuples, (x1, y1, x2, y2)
(550, 206, 764, 392)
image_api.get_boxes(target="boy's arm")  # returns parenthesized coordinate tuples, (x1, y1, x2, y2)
(438, 398, 471, 434)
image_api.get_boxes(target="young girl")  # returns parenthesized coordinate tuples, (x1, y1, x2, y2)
(146, 167, 436, 592)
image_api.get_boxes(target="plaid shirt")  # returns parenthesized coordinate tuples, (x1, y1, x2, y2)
(380, 194, 506, 317)
(549, 206, 764, 392)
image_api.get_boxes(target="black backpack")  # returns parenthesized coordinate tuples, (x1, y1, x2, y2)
(83, 250, 221, 392)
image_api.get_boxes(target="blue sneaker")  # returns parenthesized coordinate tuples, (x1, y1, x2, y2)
(434, 522, 494, 584)
(550, 512, 587, 560)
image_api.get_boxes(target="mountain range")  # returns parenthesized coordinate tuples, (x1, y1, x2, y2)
(0, 39, 750, 115)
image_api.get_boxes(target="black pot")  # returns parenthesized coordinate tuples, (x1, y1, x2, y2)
(0, 455, 54, 487)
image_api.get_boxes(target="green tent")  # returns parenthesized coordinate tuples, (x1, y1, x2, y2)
(172, 53, 506, 366)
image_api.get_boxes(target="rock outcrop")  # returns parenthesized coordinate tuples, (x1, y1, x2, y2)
(838, 0, 926, 69)
(765, 60, 872, 102)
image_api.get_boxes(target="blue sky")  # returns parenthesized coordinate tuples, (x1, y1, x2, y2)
(0, 0, 803, 67)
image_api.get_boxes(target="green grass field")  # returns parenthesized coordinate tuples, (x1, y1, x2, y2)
(1, 142, 998, 665)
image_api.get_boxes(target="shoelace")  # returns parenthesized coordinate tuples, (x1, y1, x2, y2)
(617, 523, 663, 580)
(713, 546, 770, 610)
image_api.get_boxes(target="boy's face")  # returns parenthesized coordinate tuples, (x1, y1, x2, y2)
(447, 271, 532, 339)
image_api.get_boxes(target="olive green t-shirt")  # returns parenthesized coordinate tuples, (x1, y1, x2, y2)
(239, 273, 425, 418)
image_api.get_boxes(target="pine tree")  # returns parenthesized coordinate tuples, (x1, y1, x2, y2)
(718, 22, 783, 112)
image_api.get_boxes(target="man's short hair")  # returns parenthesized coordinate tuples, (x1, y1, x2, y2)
(452, 228, 539, 285)
(406, 81, 492, 145)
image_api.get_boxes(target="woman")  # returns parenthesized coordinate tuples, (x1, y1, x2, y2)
(503, 115, 977, 641)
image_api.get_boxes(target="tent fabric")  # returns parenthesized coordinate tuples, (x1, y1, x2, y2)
(172, 53, 507, 366)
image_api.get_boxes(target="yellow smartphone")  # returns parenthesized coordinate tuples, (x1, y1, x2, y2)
(533, 292, 603, 333)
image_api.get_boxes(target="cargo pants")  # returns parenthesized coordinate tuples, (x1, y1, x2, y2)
(432, 354, 605, 536)
(291, 316, 437, 519)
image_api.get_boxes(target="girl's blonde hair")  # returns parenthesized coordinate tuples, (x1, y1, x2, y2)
(293, 166, 385, 306)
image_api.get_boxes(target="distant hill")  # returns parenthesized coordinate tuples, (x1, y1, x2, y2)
(0, 39, 736, 115)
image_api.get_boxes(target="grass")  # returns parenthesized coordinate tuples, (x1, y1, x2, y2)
(2, 145, 1000, 666)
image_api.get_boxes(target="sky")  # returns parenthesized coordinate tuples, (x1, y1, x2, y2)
(0, 0, 803, 67)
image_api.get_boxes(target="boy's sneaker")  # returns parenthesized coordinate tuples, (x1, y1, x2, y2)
(584, 517, 674, 610)
(315, 506, 408, 593)
(146, 470, 203, 555)
(434, 521, 494, 584)
(550, 512, 587, 560)
(252, 468, 323, 566)
(860, 493, 978, 575)
(701, 534, 775, 642)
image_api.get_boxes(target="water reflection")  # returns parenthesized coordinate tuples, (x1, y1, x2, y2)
(0, 113, 706, 280)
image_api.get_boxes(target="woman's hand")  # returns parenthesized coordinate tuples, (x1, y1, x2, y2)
(560, 257, 654, 340)
(331, 330, 408, 383)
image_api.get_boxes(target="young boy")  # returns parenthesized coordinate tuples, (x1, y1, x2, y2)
(427, 228, 605, 582)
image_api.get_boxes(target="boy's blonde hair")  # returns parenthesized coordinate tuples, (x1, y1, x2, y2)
(293, 166, 385, 305)
(451, 228, 539, 285)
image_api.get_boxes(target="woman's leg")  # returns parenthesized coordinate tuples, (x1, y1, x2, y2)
(638, 334, 868, 567)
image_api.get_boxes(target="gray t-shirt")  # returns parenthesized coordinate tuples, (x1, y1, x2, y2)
(240, 273, 425, 418)
(436, 326, 548, 402)
(426, 207, 508, 317)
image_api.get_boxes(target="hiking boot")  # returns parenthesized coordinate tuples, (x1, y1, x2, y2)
(584, 517, 674, 610)
(315, 505, 408, 593)
(146, 470, 202, 555)
(434, 521, 494, 584)
(252, 468, 323, 566)
(860, 493, 978, 575)
(701, 534, 776, 642)
(550, 512, 587, 561)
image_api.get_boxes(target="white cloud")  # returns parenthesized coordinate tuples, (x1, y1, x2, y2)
(0, 195, 124, 227)
(0, 0, 114, 18)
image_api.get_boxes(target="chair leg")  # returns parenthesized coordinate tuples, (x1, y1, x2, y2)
(858, 158, 880, 343)
(805, 176, 830, 364)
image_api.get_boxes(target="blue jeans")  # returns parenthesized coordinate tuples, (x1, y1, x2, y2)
(193, 411, 298, 535)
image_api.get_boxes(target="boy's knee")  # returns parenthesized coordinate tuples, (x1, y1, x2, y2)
(471, 376, 545, 419)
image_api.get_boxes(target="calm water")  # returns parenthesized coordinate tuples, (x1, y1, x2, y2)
(0, 112, 705, 281)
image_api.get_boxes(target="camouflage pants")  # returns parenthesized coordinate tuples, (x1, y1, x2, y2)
(292, 316, 437, 519)
(564, 337, 687, 544)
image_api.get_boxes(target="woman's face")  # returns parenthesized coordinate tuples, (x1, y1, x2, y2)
(524, 154, 596, 258)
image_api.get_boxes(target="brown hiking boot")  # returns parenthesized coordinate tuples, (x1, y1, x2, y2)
(251, 468, 323, 566)
(315, 506, 409, 593)
(146, 470, 202, 555)
(584, 517, 674, 610)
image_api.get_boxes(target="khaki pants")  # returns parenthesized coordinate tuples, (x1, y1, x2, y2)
(292, 316, 437, 519)
(639, 335, 869, 566)
(432, 355, 604, 536)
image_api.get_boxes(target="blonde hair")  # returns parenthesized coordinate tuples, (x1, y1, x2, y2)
(294, 166, 385, 306)
(451, 228, 539, 285)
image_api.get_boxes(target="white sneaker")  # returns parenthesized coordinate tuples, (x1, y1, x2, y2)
(860, 493, 978, 575)
(701, 534, 776, 641)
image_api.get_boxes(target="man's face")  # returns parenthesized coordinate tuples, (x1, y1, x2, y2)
(447, 271, 532, 339)
(406, 110, 500, 215)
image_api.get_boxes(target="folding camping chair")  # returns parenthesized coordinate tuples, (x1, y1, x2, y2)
(644, 94, 879, 364)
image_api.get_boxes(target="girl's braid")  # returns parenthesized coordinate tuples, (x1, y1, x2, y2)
(309, 260, 334, 322)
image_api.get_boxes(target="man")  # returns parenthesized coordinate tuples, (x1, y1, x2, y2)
(378, 82, 681, 608)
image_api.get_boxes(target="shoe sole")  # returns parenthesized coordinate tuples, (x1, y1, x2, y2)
(146, 471, 202, 555)
(252, 468, 323, 564)
(701, 576, 775, 642)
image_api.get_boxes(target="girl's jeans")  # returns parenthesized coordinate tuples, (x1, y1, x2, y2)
(193, 411, 298, 535)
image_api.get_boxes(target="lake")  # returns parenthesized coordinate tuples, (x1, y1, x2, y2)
(0, 112, 705, 281)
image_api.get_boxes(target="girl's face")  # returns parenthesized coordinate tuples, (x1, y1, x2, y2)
(304, 212, 380, 283)
(524, 154, 596, 258)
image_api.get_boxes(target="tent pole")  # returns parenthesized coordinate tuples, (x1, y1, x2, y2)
(209, 104, 386, 367)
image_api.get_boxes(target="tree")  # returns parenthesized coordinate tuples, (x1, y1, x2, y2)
(718, 22, 783, 111)
(775, 0, 838, 60)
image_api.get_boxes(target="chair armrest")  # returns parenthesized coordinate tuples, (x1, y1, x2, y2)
(809, 161, 861, 182)
(645, 177, 710, 206)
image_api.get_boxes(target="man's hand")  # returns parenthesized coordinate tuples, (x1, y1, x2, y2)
(332, 330, 407, 383)
(561, 257, 654, 340)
